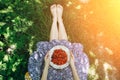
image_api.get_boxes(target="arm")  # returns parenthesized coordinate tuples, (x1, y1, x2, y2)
(70, 52, 80, 80)
(41, 52, 50, 80)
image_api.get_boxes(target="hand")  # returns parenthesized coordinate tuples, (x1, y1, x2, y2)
(70, 52, 80, 80)
(44, 52, 50, 67)
(70, 52, 75, 67)
(41, 52, 50, 80)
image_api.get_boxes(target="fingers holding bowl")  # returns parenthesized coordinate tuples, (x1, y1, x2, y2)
(44, 52, 50, 66)
(70, 52, 75, 66)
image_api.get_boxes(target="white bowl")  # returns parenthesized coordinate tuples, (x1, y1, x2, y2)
(49, 45, 70, 69)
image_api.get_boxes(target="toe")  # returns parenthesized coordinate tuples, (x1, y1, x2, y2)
(50, 4, 56, 10)
(57, 4, 63, 10)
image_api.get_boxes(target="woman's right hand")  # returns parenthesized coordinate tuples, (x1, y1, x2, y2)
(70, 52, 80, 80)
(70, 52, 75, 67)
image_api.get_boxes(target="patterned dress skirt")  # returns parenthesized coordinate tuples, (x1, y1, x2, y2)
(28, 40, 89, 80)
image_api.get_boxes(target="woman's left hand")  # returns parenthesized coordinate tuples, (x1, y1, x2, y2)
(44, 52, 50, 67)
(41, 52, 50, 80)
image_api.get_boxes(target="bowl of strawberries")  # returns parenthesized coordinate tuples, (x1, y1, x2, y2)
(49, 45, 70, 69)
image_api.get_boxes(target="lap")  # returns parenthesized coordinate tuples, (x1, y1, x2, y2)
(28, 40, 89, 80)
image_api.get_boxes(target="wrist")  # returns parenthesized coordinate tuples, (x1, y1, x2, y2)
(70, 63, 75, 68)
(45, 63, 49, 67)
(70, 61, 75, 66)
(70, 64, 77, 72)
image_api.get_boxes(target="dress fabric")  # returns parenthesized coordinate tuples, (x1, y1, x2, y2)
(28, 40, 89, 80)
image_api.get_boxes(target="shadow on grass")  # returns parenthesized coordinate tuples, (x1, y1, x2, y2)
(0, 0, 120, 80)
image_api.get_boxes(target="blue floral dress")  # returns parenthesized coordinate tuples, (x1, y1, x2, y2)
(28, 40, 89, 80)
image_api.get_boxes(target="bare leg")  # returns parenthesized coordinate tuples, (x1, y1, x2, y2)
(50, 4, 58, 41)
(57, 4, 68, 40)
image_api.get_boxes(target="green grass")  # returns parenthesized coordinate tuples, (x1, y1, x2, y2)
(0, 0, 120, 80)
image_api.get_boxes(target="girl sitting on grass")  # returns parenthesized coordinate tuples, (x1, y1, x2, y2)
(28, 4, 89, 80)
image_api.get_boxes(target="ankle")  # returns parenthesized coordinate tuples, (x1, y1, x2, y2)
(53, 17, 57, 22)
(58, 17, 63, 23)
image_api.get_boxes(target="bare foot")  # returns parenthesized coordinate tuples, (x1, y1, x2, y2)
(57, 4, 63, 22)
(50, 4, 57, 20)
